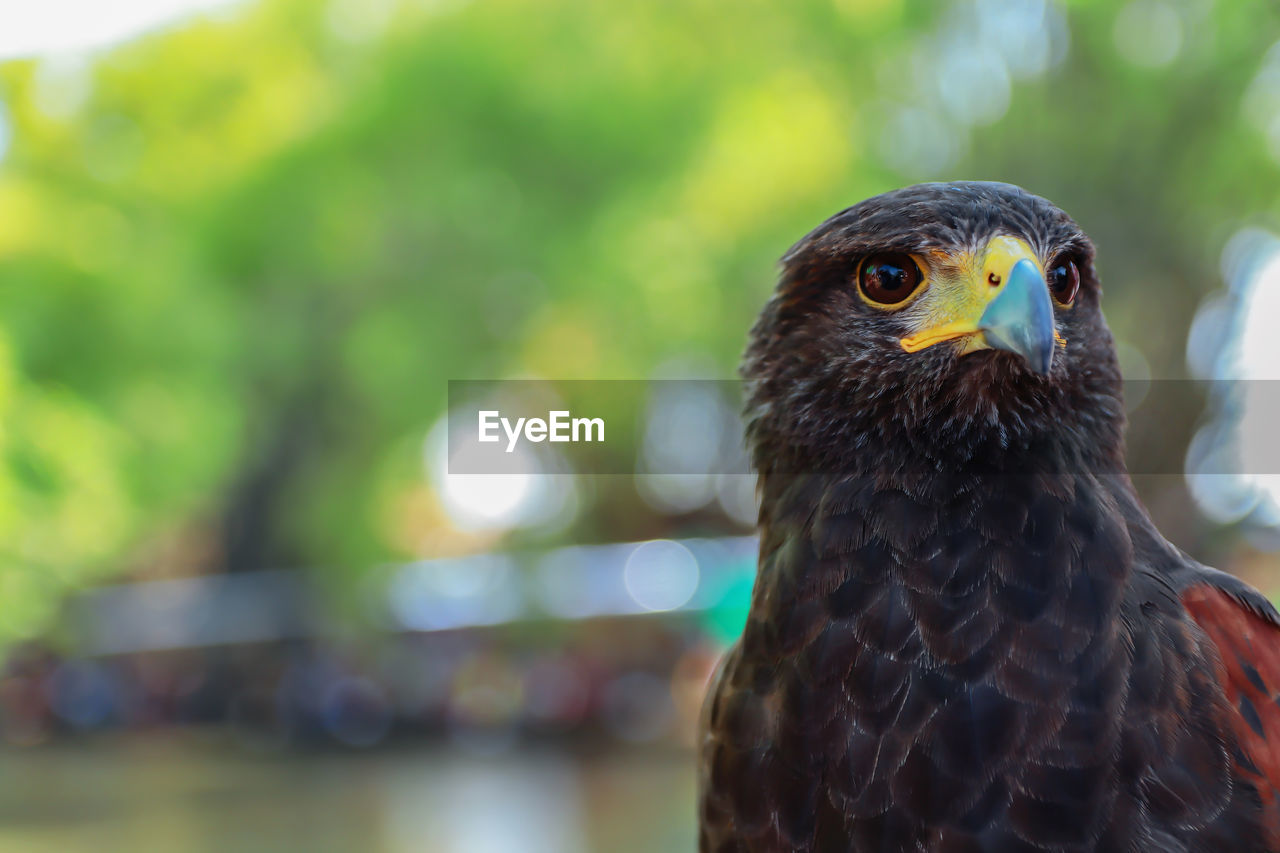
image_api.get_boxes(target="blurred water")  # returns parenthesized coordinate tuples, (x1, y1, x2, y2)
(0, 739, 695, 852)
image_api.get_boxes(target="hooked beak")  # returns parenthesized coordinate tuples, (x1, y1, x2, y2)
(899, 235, 1058, 375)
(979, 258, 1055, 374)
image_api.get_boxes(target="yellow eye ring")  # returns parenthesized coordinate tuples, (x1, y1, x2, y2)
(857, 252, 928, 309)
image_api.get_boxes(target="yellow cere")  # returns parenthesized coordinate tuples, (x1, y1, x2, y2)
(899, 235, 1045, 353)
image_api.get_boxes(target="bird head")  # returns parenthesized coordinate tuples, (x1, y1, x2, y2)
(743, 182, 1126, 481)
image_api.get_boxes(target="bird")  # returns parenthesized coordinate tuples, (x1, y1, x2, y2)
(697, 181, 1280, 852)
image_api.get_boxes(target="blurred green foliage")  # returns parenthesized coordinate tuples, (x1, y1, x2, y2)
(0, 0, 1276, 640)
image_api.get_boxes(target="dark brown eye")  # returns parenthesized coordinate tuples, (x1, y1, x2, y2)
(858, 253, 923, 305)
(1047, 257, 1080, 305)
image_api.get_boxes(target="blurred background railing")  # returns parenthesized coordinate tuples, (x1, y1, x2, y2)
(13, 536, 754, 749)
(2, 0, 1280, 850)
(0, 537, 753, 850)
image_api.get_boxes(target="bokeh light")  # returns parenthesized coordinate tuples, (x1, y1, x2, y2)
(623, 539, 700, 613)
(0, 0, 244, 59)
(1186, 228, 1280, 531)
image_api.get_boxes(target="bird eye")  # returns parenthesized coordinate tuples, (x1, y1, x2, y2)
(1047, 257, 1080, 306)
(858, 253, 923, 306)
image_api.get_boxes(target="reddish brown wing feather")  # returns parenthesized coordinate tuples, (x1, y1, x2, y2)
(1183, 583, 1280, 841)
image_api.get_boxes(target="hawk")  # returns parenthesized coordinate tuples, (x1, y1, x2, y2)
(698, 182, 1280, 851)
